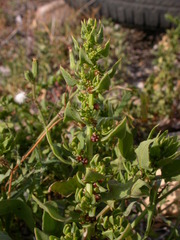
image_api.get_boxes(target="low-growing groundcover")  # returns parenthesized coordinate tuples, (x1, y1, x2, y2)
(131, 15, 180, 133)
(0, 19, 180, 240)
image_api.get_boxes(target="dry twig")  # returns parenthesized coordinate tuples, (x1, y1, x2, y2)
(6, 116, 63, 197)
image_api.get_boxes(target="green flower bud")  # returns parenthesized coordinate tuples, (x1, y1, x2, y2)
(24, 70, 34, 83)
(63, 224, 71, 235)
(32, 58, 38, 79)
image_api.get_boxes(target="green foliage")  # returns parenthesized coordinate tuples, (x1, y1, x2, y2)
(124, 16, 180, 139)
(32, 195, 70, 223)
(30, 19, 179, 239)
(34, 228, 49, 240)
(49, 173, 83, 196)
(0, 199, 34, 231)
(0, 17, 179, 240)
(144, 16, 180, 119)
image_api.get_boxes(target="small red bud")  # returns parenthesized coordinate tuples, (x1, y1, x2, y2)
(94, 103, 99, 110)
(76, 156, 83, 162)
(95, 194, 101, 201)
(85, 215, 90, 222)
(87, 87, 93, 93)
(91, 136, 95, 142)
(82, 158, 88, 165)
(98, 179, 104, 183)
(91, 133, 99, 142)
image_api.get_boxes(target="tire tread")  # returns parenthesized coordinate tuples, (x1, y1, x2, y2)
(65, 0, 180, 28)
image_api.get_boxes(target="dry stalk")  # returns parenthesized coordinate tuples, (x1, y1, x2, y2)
(6, 117, 63, 197)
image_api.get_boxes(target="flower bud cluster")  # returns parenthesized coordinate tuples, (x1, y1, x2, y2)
(76, 156, 88, 165)
(91, 132, 100, 142)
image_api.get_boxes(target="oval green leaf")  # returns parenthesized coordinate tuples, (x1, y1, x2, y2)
(79, 48, 93, 65)
(0, 199, 34, 232)
(93, 73, 110, 92)
(32, 195, 71, 222)
(60, 66, 76, 87)
(98, 40, 110, 57)
(84, 168, 105, 183)
(49, 174, 83, 197)
(108, 58, 122, 78)
(101, 118, 126, 142)
(135, 139, 154, 170)
(64, 102, 84, 124)
(34, 228, 49, 240)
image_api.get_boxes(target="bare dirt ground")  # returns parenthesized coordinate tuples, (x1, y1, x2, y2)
(0, 0, 163, 85)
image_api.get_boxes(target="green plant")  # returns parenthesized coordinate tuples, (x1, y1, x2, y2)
(0, 66, 69, 240)
(124, 15, 180, 140)
(0, 15, 127, 239)
(27, 19, 180, 240)
(144, 15, 180, 122)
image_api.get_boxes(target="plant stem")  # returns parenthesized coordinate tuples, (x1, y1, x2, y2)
(167, 214, 180, 240)
(143, 183, 158, 240)
(86, 93, 94, 160)
(131, 209, 148, 229)
(32, 81, 71, 165)
(118, 223, 133, 240)
(118, 209, 148, 240)
(87, 126, 93, 160)
(31, 79, 46, 128)
(157, 184, 180, 203)
(32, 82, 36, 101)
(7, 115, 63, 197)
(89, 93, 94, 108)
(96, 205, 110, 220)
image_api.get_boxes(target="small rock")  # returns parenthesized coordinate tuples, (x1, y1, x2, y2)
(33, 0, 72, 27)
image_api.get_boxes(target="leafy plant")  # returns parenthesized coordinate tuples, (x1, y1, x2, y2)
(27, 19, 180, 240)
(0, 68, 68, 240)
(144, 15, 180, 123)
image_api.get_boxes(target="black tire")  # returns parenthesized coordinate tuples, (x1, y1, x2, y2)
(65, 0, 180, 29)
